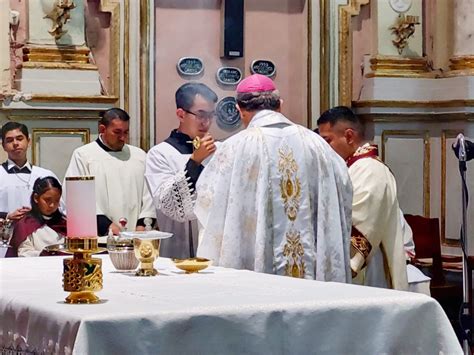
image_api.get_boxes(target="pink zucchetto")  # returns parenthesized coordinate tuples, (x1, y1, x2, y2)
(236, 74, 276, 93)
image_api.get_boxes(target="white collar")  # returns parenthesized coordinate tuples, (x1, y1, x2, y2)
(7, 159, 32, 171)
(247, 110, 293, 128)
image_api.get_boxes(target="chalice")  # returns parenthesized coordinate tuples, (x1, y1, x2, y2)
(121, 231, 172, 276)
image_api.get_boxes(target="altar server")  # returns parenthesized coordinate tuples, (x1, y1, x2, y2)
(0, 122, 59, 221)
(195, 74, 352, 283)
(9, 176, 66, 257)
(145, 83, 218, 258)
(64, 108, 155, 236)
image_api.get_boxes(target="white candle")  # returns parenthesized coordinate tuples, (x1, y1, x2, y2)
(65, 176, 97, 237)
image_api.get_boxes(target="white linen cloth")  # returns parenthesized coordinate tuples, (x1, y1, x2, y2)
(196, 110, 352, 282)
(0, 256, 462, 355)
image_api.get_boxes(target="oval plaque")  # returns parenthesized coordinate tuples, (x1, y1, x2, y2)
(250, 59, 276, 77)
(216, 96, 241, 131)
(177, 57, 204, 76)
(216, 67, 242, 85)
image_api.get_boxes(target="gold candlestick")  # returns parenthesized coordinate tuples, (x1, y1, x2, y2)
(63, 237, 103, 304)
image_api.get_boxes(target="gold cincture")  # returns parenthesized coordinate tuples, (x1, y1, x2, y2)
(63, 237, 103, 304)
(390, 14, 420, 55)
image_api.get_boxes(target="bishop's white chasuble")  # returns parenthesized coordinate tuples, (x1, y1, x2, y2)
(196, 110, 352, 282)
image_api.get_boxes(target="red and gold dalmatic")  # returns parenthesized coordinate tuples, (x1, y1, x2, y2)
(346, 143, 408, 290)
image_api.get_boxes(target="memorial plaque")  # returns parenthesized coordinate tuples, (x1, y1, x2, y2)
(177, 57, 204, 76)
(250, 60, 276, 77)
(216, 67, 242, 85)
(216, 96, 241, 131)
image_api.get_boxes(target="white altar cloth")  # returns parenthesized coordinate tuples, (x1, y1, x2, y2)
(0, 256, 462, 355)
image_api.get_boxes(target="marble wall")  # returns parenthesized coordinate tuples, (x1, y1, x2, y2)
(453, 0, 474, 56)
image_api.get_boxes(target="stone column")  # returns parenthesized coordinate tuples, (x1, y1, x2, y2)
(449, 0, 474, 74)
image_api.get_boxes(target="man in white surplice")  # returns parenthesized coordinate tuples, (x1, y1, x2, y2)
(145, 83, 218, 258)
(195, 74, 352, 282)
(0, 122, 58, 221)
(318, 106, 409, 290)
(64, 108, 156, 236)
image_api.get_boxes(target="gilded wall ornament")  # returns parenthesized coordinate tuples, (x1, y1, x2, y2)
(389, 14, 420, 55)
(43, 0, 76, 40)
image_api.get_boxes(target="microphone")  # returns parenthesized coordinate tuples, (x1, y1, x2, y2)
(452, 133, 474, 162)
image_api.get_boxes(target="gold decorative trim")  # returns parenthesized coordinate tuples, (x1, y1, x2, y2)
(441, 130, 461, 247)
(449, 55, 474, 71)
(283, 229, 306, 278)
(366, 56, 434, 78)
(124, 0, 130, 112)
(381, 130, 430, 217)
(66, 236, 99, 250)
(23, 46, 91, 64)
(337, 1, 369, 107)
(351, 226, 372, 262)
(32, 128, 90, 166)
(30, 94, 118, 103)
(307, 0, 313, 127)
(353, 99, 474, 108)
(139, 0, 150, 151)
(22, 62, 97, 70)
(99, 0, 121, 97)
(278, 147, 301, 221)
(319, 0, 330, 113)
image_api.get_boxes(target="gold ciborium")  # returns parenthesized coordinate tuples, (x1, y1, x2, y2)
(122, 231, 172, 276)
(62, 237, 104, 304)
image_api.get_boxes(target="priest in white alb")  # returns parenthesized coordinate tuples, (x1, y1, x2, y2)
(64, 108, 156, 236)
(195, 74, 352, 282)
(318, 106, 408, 290)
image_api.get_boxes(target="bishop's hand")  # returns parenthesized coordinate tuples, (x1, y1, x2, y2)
(190, 134, 216, 165)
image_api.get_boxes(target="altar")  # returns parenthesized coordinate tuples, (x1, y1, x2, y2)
(0, 256, 462, 354)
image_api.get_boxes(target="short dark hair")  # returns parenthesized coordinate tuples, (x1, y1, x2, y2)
(175, 82, 218, 110)
(236, 90, 281, 112)
(317, 106, 363, 134)
(1, 121, 29, 143)
(99, 108, 130, 126)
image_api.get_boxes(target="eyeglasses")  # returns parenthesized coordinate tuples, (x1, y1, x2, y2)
(183, 109, 216, 121)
